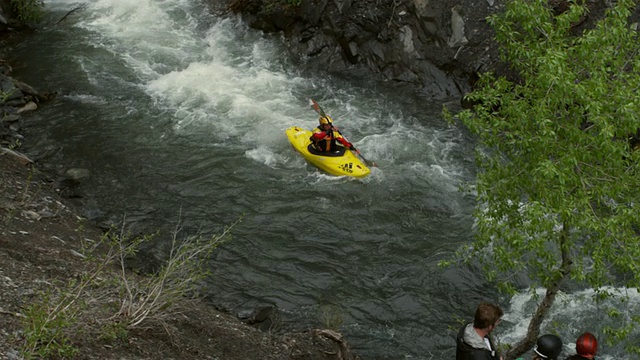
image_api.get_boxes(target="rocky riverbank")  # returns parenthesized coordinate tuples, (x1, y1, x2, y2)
(0, 8, 362, 360)
(1, 145, 364, 360)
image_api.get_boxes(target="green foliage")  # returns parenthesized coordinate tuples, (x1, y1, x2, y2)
(10, 0, 44, 22)
(601, 303, 640, 353)
(21, 292, 80, 359)
(456, 0, 640, 292)
(446, 0, 640, 353)
(18, 167, 37, 205)
(98, 321, 129, 342)
(8, 138, 22, 150)
(0, 89, 16, 103)
(320, 304, 344, 331)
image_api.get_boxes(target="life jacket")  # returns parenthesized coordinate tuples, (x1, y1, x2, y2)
(310, 128, 338, 152)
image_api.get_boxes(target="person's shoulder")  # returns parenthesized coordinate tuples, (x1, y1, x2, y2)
(456, 322, 470, 334)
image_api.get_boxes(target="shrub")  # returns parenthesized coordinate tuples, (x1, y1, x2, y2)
(21, 291, 81, 359)
(107, 218, 237, 329)
(10, 0, 44, 23)
(19, 216, 239, 356)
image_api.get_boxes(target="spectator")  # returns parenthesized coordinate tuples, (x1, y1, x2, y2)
(564, 332, 598, 360)
(533, 334, 563, 360)
(456, 302, 504, 360)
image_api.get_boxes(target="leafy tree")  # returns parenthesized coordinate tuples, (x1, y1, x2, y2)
(10, 0, 44, 23)
(445, 0, 640, 358)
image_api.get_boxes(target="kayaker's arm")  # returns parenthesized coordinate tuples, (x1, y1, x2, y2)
(310, 131, 329, 141)
(336, 136, 354, 149)
(332, 130, 354, 149)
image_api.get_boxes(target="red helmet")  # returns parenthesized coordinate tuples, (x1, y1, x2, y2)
(576, 332, 598, 359)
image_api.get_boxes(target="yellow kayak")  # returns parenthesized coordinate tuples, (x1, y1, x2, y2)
(285, 126, 371, 178)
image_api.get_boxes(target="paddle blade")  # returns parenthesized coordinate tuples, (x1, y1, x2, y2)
(310, 99, 327, 117)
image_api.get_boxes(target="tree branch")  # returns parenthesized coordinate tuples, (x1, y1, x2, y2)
(505, 223, 572, 360)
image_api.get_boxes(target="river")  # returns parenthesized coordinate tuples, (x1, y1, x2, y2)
(9, 0, 636, 358)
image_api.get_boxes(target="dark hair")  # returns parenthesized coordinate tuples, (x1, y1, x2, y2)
(473, 302, 503, 329)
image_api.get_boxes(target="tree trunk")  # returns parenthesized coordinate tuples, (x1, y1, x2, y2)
(505, 227, 573, 360)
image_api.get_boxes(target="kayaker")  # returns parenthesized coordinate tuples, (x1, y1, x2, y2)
(310, 116, 354, 153)
(455, 302, 504, 360)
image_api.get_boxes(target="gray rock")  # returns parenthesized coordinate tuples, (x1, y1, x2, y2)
(219, 0, 632, 99)
(1, 114, 19, 122)
(17, 101, 37, 114)
(64, 168, 91, 180)
(5, 348, 20, 360)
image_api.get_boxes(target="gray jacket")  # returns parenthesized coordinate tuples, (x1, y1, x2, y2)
(455, 323, 500, 360)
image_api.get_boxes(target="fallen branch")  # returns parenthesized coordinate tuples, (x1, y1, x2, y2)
(0, 147, 33, 165)
(0, 308, 26, 318)
(313, 329, 357, 360)
(57, 5, 87, 24)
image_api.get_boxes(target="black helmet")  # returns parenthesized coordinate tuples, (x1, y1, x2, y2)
(534, 334, 563, 359)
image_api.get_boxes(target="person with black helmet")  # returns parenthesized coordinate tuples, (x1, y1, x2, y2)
(455, 302, 504, 360)
(532, 334, 563, 360)
(564, 332, 598, 360)
(310, 115, 354, 153)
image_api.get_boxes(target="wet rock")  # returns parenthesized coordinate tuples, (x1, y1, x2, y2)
(1, 114, 19, 122)
(13, 79, 46, 102)
(53, 176, 84, 199)
(221, 0, 481, 98)
(0, 147, 33, 165)
(448, 5, 468, 49)
(17, 101, 37, 113)
(64, 168, 91, 180)
(220, 0, 633, 100)
(238, 304, 276, 331)
(21, 210, 41, 220)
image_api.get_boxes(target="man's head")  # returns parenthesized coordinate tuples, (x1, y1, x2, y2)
(473, 302, 503, 330)
(533, 334, 563, 360)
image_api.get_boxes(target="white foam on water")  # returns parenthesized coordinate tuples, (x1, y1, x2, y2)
(63, 93, 108, 105)
(245, 146, 284, 169)
(498, 287, 639, 359)
(43, 0, 472, 194)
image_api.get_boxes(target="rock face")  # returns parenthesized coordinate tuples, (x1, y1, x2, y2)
(217, 0, 506, 99)
(0, 0, 12, 30)
(0, 0, 24, 31)
(213, 0, 624, 100)
(3, 0, 627, 101)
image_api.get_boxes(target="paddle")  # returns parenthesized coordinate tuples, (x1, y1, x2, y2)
(309, 99, 378, 168)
